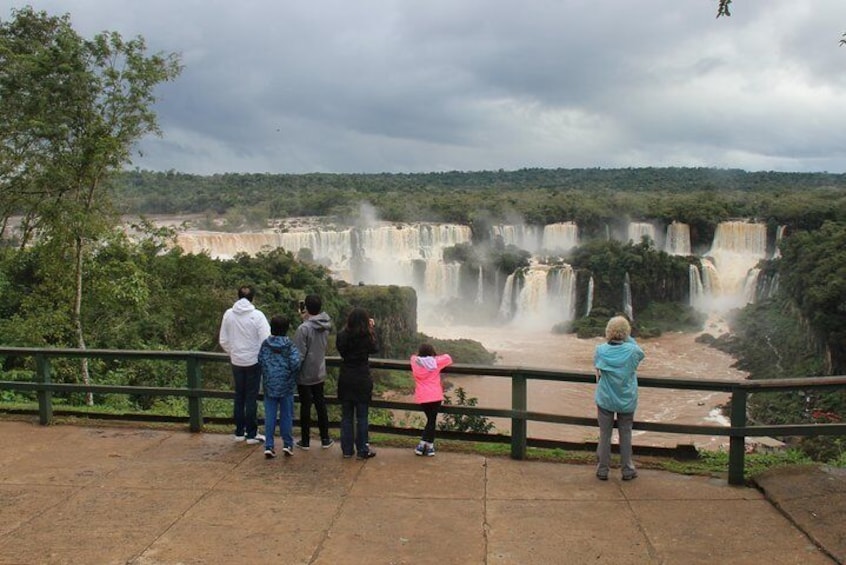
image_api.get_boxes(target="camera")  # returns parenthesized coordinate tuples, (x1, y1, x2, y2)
(298, 300, 306, 313)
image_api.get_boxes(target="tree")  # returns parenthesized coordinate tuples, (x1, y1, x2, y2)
(0, 7, 182, 402)
(717, 0, 846, 46)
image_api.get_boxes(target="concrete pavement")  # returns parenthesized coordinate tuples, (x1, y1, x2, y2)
(0, 419, 838, 564)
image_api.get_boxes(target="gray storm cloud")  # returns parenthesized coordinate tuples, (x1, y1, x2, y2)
(3, 0, 846, 174)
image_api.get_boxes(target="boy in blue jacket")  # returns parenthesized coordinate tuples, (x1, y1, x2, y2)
(259, 315, 301, 458)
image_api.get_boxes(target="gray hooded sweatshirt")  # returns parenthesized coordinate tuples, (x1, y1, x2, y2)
(293, 312, 332, 385)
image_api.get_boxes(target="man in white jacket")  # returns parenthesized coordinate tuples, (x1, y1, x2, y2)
(219, 285, 271, 444)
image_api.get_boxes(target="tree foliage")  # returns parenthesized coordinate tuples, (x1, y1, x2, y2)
(0, 7, 181, 399)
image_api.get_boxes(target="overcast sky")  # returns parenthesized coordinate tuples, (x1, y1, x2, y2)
(3, 1, 846, 175)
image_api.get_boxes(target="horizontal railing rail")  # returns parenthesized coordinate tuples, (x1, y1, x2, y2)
(1, 346, 844, 485)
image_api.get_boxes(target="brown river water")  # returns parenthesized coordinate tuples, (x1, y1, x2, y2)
(414, 321, 746, 451)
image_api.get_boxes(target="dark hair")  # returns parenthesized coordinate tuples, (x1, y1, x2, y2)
(237, 285, 255, 302)
(270, 315, 290, 336)
(418, 343, 436, 357)
(304, 294, 322, 315)
(344, 307, 371, 337)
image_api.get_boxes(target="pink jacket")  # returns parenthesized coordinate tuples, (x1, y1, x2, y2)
(411, 354, 453, 404)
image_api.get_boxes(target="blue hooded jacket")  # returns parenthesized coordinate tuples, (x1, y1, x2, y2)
(258, 335, 302, 397)
(594, 336, 645, 414)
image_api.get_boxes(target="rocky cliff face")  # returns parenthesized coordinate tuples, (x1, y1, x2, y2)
(338, 284, 418, 359)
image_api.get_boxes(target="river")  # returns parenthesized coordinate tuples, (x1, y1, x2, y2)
(416, 321, 746, 451)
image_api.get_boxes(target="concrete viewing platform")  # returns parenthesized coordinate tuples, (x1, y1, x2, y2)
(0, 419, 842, 564)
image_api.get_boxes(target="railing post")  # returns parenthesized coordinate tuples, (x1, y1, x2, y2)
(187, 357, 203, 433)
(511, 373, 527, 460)
(35, 354, 53, 425)
(728, 387, 747, 485)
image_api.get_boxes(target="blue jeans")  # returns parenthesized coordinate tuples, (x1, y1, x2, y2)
(340, 400, 370, 456)
(232, 363, 261, 438)
(264, 395, 294, 450)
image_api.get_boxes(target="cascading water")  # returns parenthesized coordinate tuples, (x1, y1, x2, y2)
(541, 222, 579, 254)
(174, 217, 779, 325)
(585, 276, 594, 317)
(689, 264, 705, 310)
(742, 268, 761, 304)
(475, 266, 484, 304)
(623, 272, 633, 320)
(498, 273, 516, 320)
(702, 221, 768, 311)
(628, 222, 657, 247)
(665, 222, 692, 256)
(490, 224, 543, 253)
(772, 225, 787, 259)
(499, 264, 577, 327)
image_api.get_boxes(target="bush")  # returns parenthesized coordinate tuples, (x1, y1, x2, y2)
(438, 387, 495, 434)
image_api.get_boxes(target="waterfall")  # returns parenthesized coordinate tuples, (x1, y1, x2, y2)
(689, 264, 705, 310)
(623, 272, 633, 320)
(772, 225, 787, 259)
(541, 222, 579, 254)
(498, 274, 516, 319)
(502, 265, 579, 327)
(665, 222, 691, 256)
(490, 224, 542, 253)
(172, 216, 777, 324)
(758, 272, 780, 300)
(549, 265, 578, 322)
(742, 268, 761, 304)
(705, 221, 767, 309)
(628, 222, 657, 247)
(585, 276, 594, 317)
(422, 259, 462, 301)
(475, 266, 484, 304)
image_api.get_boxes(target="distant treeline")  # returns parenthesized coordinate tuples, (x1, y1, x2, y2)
(113, 167, 846, 236)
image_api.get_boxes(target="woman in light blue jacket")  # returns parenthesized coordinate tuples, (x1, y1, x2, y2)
(594, 316, 645, 481)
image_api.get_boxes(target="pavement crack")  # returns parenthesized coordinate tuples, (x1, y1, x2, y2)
(620, 485, 660, 563)
(306, 459, 369, 565)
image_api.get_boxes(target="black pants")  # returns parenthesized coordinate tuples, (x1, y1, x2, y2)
(298, 382, 330, 444)
(421, 401, 441, 443)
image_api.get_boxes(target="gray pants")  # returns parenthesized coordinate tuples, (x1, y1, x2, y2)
(596, 406, 636, 477)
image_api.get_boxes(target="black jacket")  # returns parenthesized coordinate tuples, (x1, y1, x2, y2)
(336, 329, 379, 403)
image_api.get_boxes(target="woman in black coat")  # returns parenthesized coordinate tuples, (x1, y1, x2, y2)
(336, 307, 379, 459)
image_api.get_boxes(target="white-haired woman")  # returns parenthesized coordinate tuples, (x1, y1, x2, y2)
(594, 316, 645, 481)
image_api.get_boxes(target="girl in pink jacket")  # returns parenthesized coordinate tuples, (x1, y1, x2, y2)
(411, 343, 453, 456)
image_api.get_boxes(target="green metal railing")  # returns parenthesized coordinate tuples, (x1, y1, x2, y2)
(1, 346, 845, 485)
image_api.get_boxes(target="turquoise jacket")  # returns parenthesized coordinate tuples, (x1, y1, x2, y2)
(594, 336, 645, 414)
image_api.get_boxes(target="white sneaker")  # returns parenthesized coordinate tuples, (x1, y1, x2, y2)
(246, 433, 265, 445)
(233, 435, 246, 442)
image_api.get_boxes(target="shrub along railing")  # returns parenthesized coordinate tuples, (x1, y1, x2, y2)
(1, 346, 844, 485)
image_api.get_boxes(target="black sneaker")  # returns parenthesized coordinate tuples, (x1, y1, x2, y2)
(282, 445, 294, 456)
(356, 449, 376, 460)
(264, 448, 276, 459)
(622, 472, 638, 481)
(321, 438, 335, 449)
(295, 440, 310, 450)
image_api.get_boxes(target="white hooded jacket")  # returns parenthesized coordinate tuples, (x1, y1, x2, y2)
(219, 298, 271, 367)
